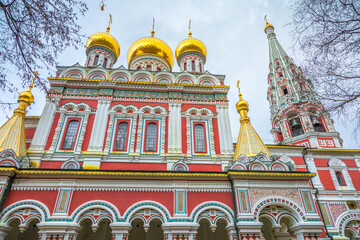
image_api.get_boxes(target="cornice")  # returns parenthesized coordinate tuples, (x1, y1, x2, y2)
(0, 168, 315, 181)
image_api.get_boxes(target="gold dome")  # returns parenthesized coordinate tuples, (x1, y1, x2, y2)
(127, 36, 174, 68)
(86, 30, 120, 59)
(175, 36, 207, 60)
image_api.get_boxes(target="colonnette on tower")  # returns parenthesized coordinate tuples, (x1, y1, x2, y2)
(0, 16, 358, 240)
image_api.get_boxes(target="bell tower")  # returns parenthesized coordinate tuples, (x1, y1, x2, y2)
(264, 17, 342, 148)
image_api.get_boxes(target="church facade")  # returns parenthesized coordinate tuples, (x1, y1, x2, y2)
(0, 19, 359, 240)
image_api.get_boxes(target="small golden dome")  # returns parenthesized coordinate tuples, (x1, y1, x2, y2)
(127, 36, 174, 68)
(236, 98, 249, 112)
(264, 15, 274, 31)
(86, 31, 120, 58)
(18, 89, 34, 105)
(175, 37, 207, 60)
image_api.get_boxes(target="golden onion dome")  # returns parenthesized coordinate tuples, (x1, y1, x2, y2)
(264, 15, 274, 31)
(175, 33, 207, 61)
(86, 27, 120, 59)
(127, 35, 174, 68)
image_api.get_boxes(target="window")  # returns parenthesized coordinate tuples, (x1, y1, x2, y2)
(146, 65, 151, 71)
(137, 66, 141, 70)
(279, 72, 283, 78)
(61, 120, 79, 150)
(184, 62, 187, 70)
(145, 123, 157, 152)
(157, 67, 161, 71)
(191, 61, 195, 71)
(199, 64, 202, 73)
(292, 69, 296, 75)
(335, 171, 346, 185)
(94, 55, 99, 65)
(194, 124, 206, 153)
(282, 87, 288, 95)
(276, 61, 280, 66)
(103, 58, 108, 68)
(300, 83, 306, 91)
(114, 122, 129, 151)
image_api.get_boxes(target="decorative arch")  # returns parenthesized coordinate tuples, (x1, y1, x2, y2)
(87, 70, 107, 80)
(0, 149, 20, 168)
(328, 157, 355, 190)
(155, 73, 174, 84)
(109, 70, 130, 81)
(231, 163, 247, 170)
(59, 102, 91, 113)
(0, 200, 50, 225)
(198, 75, 220, 86)
(253, 197, 306, 222)
(60, 66, 85, 79)
(176, 73, 196, 84)
(190, 201, 235, 226)
(249, 161, 267, 171)
(123, 201, 171, 223)
(71, 201, 121, 223)
(172, 161, 189, 171)
(336, 212, 360, 236)
(185, 107, 213, 117)
(269, 162, 288, 171)
(61, 158, 82, 170)
(133, 71, 152, 83)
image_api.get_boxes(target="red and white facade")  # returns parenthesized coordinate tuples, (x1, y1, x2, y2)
(0, 23, 358, 240)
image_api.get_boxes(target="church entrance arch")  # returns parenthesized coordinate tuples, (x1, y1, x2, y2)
(5, 218, 40, 240)
(77, 218, 112, 240)
(128, 218, 164, 240)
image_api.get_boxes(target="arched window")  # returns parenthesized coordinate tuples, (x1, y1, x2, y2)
(146, 65, 151, 71)
(199, 64, 202, 73)
(279, 72, 283, 78)
(94, 55, 99, 65)
(62, 120, 79, 150)
(145, 123, 157, 152)
(282, 87, 288, 95)
(115, 122, 129, 151)
(335, 171, 346, 185)
(311, 116, 325, 132)
(103, 58, 108, 68)
(184, 62, 187, 70)
(300, 83, 306, 91)
(191, 61, 195, 71)
(194, 124, 206, 153)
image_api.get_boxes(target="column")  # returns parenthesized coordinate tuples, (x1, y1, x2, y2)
(174, 103, 182, 153)
(223, 105, 233, 153)
(216, 105, 226, 154)
(110, 223, 131, 240)
(88, 100, 111, 152)
(168, 103, 174, 153)
(207, 116, 216, 157)
(28, 97, 59, 152)
(168, 103, 182, 154)
(49, 109, 66, 152)
(305, 157, 324, 190)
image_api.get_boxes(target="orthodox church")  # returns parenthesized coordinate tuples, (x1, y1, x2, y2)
(0, 17, 359, 240)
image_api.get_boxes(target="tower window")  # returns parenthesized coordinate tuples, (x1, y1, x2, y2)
(311, 116, 325, 132)
(279, 72, 283, 78)
(300, 83, 306, 91)
(61, 120, 79, 150)
(137, 66, 141, 70)
(93, 55, 99, 65)
(282, 87, 288, 95)
(184, 62, 187, 70)
(146, 65, 151, 71)
(114, 122, 129, 151)
(103, 58, 108, 68)
(157, 67, 161, 71)
(194, 124, 206, 153)
(335, 171, 346, 186)
(191, 61, 195, 71)
(292, 69, 296, 75)
(276, 61, 280, 66)
(199, 64, 202, 73)
(145, 123, 158, 152)
(289, 117, 304, 137)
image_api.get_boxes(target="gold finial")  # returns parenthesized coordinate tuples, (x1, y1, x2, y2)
(151, 17, 155, 37)
(264, 15, 274, 31)
(106, 14, 112, 33)
(28, 71, 38, 91)
(237, 80, 242, 99)
(235, 80, 249, 121)
(188, 19, 192, 38)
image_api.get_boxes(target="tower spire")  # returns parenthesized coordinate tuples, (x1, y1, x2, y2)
(233, 81, 271, 160)
(264, 20, 342, 148)
(151, 17, 155, 37)
(0, 72, 37, 156)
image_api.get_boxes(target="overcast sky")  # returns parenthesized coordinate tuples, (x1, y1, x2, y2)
(1, 0, 358, 149)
